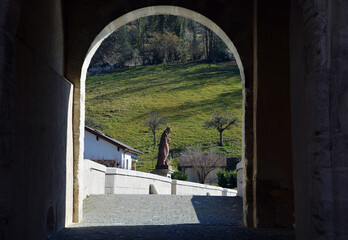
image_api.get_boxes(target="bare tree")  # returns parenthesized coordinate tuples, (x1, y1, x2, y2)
(180, 146, 226, 184)
(204, 112, 238, 146)
(145, 111, 166, 147)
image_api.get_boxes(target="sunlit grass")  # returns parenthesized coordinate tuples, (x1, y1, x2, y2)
(86, 62, 242, 172)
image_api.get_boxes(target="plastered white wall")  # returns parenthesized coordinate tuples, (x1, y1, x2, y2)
(83, 160, 107, 198)
(84, 131, 122, 163)
(172, 180, 236, 196)
(84, 131, 136, 169)
(236, 161, 243, 197)
(105, 168, 172, 195)
(83, 161, 237, 198)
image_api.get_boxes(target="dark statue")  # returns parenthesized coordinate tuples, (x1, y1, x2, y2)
(156, 127, 171, 168)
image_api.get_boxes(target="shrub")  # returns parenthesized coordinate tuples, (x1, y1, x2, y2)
(171, 170, 189, 181)
(217, 169, 237, 189)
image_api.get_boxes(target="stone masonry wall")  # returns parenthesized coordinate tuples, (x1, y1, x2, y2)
(291, 0, 348, 239)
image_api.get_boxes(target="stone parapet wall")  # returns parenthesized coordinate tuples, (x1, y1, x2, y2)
(236, 161, 243, 197)
(172, 180, 237, 196)
(83, 160, 107, 197)
(83, 160, 237, 198)
(105, 167, 172, 195)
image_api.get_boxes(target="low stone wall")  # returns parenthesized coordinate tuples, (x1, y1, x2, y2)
(105, 168, 172, 195)
(172, 180, 237, 196)
(236, 161, 243, 197)
(83, 160, 107, 197)
(83, 160, 237, 198)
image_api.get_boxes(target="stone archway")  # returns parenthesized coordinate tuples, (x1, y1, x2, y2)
(70, 5, 250, 223)
(1, 0, 322, 238)
(1, 0, 347, 239)
(65, 1, 295, 229)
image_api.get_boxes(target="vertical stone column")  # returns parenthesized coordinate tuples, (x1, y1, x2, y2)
(252, 0, 294, 228)
(67, 69, 85, 223)
(242, 0, 257, 228)
(291, 0, 348, 239)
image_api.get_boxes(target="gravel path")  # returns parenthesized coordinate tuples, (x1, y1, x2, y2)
(51, 195, 295, 240)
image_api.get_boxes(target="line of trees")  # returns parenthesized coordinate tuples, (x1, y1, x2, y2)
(90, 15, 233, 69)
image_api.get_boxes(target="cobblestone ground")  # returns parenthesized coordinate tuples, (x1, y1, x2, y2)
(52, 195, 295, 240)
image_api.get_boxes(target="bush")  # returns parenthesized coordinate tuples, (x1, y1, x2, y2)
(217, 169, 237, 189)
(171, 170, 189, 181)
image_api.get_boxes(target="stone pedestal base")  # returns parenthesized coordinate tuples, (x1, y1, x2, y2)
(155, 167, 174, 178)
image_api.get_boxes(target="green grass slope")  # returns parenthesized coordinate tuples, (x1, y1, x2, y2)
(86, 62, 242, 172)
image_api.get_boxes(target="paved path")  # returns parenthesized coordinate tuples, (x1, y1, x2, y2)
(52, 195, 295, 240)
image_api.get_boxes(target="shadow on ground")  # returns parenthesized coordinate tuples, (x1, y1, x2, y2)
(51, 224, 295, 240)
(51, 195, 295, 240)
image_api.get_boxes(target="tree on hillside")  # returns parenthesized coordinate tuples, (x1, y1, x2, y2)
(134, 18, 147, 65)
(88, 15, 234, 72)
(187, 20, 201, 61)
(148, 32, 181, 64)
(204, 112, 238, 146)
(145, 111, 166, 147)
(203, 27, 231, 63)
(180, 146, 226, 184)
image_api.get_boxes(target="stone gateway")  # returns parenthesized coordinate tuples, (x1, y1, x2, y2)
(1, 1, 347, 240)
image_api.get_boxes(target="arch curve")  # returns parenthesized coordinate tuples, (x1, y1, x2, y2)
(81, 6, 245, 84)
(68, 4, 253, 223)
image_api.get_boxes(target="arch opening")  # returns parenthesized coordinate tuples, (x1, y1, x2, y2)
(73, 5, 249, 225)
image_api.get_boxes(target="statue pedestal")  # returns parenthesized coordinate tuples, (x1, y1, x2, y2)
(155, 166, 174, 178)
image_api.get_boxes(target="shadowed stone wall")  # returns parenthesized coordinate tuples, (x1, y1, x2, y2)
(0, 0, 21, 238)
(291, 1, 348, 239)
(253, 0, 294, 228)
(1, 0, 347, 239)
(2, 0, 74, 239)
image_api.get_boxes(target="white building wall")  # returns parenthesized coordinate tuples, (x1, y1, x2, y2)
(124, 152, 134, 170)
(84, 130, 138, 169)
(84, 130, 122, 166)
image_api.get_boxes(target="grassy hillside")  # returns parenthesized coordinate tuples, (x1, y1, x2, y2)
(85, 62, 242, 172)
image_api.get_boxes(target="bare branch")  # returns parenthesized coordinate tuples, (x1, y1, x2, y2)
(204, 111, 238, 145)
(145, 111, 166, 146)
(180, 146, 226, 183)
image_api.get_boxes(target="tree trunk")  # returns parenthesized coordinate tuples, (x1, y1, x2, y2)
(199, 174, 205, 184)
(219, 131, 223, 146)
(153, 131, 156, 147)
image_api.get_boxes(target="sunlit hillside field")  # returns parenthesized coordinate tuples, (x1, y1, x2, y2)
(85, 62, 242, 172)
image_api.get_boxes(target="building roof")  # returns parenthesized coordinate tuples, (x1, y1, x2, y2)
(85, 126, 143, 155)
